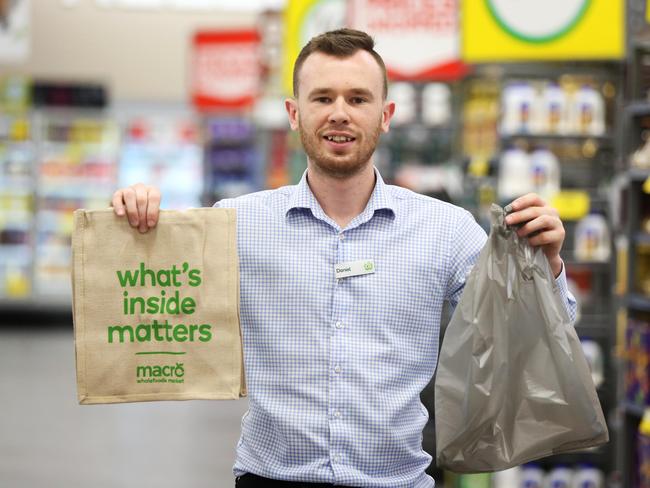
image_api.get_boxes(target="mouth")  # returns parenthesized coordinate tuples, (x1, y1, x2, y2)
(322, 134, 356, 148)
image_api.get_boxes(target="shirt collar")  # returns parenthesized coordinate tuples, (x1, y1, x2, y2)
(285, 167, 396, 224)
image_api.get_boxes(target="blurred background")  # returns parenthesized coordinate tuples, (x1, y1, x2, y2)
(0, 0, 648, 486)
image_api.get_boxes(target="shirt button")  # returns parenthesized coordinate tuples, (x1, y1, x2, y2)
(334, 366, 341, 374)
(338, 232, 344, 240)
(334, 411, 341, 418)
(335, 321, 343, 329)
(333, 454, 341, 462)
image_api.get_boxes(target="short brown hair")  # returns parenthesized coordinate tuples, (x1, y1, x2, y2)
(292, 28, 388, 99)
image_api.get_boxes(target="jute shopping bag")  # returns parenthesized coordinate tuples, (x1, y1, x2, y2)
(72, 208, 246, 404)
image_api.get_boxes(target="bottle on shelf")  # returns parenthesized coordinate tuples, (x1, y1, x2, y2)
(546, 465, 573, 488)
(639, 409, 650, 488)
(571, 463, 604, 488)
(497, 146, 532, 202)
(521, 463, 545, 488)
(540, 82, 569, 135)
(574, 213, 611, 263)
(491, 466, 520, 487)
(530, 147, 560, 202)
(580, 338, 605, 388)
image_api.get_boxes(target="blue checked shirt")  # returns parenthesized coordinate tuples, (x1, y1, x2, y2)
(216, 169, 576, 488)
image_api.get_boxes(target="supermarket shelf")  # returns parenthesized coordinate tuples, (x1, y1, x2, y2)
(574, 323, 615, 339)
(0, 297, 72, 313)
(542, 445, 609, 467)
(500, 133, 613, 146)
(624, 401, 647, 418)
(627, 294, 650, 311)
(632, 38, 650, 50)
(563, 259, 612, 270)
(625, 100, 650, 116)
(0, 178, 34, 191)
(629, 167, 650, 181)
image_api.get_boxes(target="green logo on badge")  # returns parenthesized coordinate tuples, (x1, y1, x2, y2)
(364, 261, 373, 271)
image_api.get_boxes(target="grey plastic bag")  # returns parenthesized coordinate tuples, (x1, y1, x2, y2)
(434, 204, 608, 473)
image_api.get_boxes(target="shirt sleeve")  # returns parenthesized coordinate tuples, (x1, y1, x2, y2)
(553, 261, 579, 324)
(445, 210, 488, 310)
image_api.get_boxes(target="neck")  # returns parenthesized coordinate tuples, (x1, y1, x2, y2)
(306, 162, 376, 229)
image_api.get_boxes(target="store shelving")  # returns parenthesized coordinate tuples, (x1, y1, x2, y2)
(0, 95, 36, 301)
(32, 109, 118, 302)
(615, 5, 650, 479)
(459, 61, 622, 482)
(201, 116, 263, 205)
(115, 102, 204, 209)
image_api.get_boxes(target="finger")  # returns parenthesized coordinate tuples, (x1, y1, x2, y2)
(527, 228, 565, 248)
(112, 190, 126, 216)
(516, 214, 562, 237)
(146, 187, 161, 228)
(506, 193, 547, 213)
(506, 204, 559, 226)
(506, 206, 543, 226)
(122, 187, 139, 227)
(135, 185, 148, 233)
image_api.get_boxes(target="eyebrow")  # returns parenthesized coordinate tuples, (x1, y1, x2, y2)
(308, 87, 375, 100)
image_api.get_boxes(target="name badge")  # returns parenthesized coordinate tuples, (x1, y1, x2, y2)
(335, 259, 375, 279)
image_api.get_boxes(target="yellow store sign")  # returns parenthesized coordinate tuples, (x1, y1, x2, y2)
(462, 0, 624, 62)
(282, 0, 347, 94)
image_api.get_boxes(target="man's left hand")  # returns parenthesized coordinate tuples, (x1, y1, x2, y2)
(504, 193, 565, 278)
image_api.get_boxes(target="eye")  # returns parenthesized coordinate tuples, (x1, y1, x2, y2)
(314, 96, 331, 103)
(350, 96, 367, 104)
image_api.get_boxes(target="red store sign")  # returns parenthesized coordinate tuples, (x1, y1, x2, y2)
(349, 0, 467, 81)
(191, 30, 261, 110)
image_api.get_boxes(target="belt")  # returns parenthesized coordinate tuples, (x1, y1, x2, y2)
(236, 473, 358, 488)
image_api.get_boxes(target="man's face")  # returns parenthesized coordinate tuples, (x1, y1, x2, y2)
(285, 50, 395, 179)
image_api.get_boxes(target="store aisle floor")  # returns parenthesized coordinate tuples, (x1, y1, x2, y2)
(0, 324, 248, 488)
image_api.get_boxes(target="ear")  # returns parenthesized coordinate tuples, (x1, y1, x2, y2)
(381, 100, 396, 133)
(285, 98, 299, 131)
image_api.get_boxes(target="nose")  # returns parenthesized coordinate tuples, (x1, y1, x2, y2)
(328, 96, 350, 125)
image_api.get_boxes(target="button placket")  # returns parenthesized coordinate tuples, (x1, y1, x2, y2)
(329, 228, 347, 474)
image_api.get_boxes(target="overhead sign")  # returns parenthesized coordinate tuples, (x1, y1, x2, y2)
(349, 0, 466, 81)
(463, 0, 624, 62)
(95, 0, 284, 11)
(0, 0, 30, 62)
(191, 30, 261, 110)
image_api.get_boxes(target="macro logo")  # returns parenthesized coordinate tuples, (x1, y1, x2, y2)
(136, 362, 185, 384)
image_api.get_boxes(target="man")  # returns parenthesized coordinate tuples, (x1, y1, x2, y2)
(113, 29, 573, 488)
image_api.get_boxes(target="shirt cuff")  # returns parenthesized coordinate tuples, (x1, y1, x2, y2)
(554, 260, 578, 324)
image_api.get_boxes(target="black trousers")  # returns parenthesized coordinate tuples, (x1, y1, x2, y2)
(235, 473, 358, 488)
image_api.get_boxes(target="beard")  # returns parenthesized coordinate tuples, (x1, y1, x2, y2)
(299, 118, 382, 179)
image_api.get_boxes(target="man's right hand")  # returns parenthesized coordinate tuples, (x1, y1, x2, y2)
(111, 183, 161, 233)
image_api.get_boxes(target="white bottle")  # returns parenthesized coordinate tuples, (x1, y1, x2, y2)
(580, 338, 604, 388)
(422, 82, 451, 127)
(545, 466, 573, 488)
(530, 148, 561, 201)
(571, 465, 604, 488)
(520, 464, 545, 488)
(540, 83, 568, 135)
(501, 83, 537, 135)
(574, 213, 611, 262)
(572, 85, 605, 136)
(388, 82, 416, 126)
(498, 147, 533, 201)
(492, 466, 520, 488)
